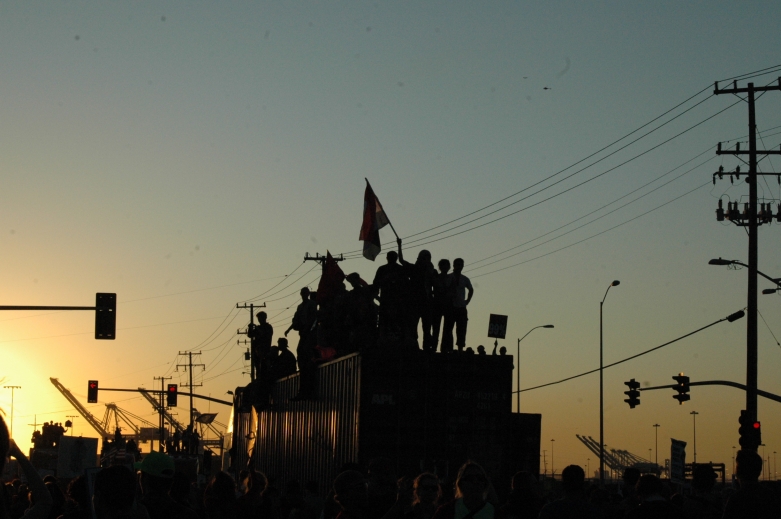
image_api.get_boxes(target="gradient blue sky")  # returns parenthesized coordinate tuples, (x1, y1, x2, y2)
(1, 1, 781, 477)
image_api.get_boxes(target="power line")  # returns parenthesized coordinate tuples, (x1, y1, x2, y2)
(471, 181, 711, 279)
(468, 157, 716, 273)
(338, 65, 781, 259)
(468, 149, 717, 270)
(516, 311, 741, 394)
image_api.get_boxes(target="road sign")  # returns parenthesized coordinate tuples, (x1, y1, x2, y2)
(670, 438, 687, 484)
(487, 314, 508, 339)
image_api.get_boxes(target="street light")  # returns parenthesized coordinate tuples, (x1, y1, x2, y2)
(690, 411, 699, 463)
(551, 439, 555, 477)
(600, 280, 620, 487)
(653, 424, 660, 466)
(516, 324, 554, 413)
(3, 386, 21, 438)
(710, 257, 781, 443)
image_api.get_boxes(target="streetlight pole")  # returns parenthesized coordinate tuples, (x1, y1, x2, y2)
(587, 458, 590, 480)
(3, 386, 21, 438)
(690, 411, 699, 464)
(515, 324, 554, 413)
(551, 439, 555, 477)
(653, 424, 660, 466)
(732, 446, 736, 477)
(600, 280, 620, 487)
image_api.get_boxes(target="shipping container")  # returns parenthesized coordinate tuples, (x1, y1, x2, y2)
(233, 350, 541, 496)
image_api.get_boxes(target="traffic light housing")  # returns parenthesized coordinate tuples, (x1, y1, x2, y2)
(95, 293, 116, 340)
(624, 378, 641, 408)
(739, 410, 762, 450)
(672, 373, 690, 405)
(167, 384, 178, 407)
(87, 380, 99, 403)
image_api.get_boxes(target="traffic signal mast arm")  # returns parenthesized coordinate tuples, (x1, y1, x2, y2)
(638, 379, 781, 404)
(96, 386, 232, 406)
(0, 293, 117, 340)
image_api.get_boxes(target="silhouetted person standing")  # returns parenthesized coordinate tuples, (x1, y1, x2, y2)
(538, 465, 600, 519)
(723, 449, 780, 519)
(398, 241, 436, 350)
(430, 260, 450, 352)
(442, 258, 473, 352)
(626, 474, 682, 519)
(249, 311, 273, 381)
(373, 250, 406, 339)
(287, 287, 318, 400)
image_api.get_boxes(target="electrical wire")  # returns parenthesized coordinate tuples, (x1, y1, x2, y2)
(515, 311, 740, 394)
(372, 100, 740, 258)
(471, 181, 711, 279)
(468, 149, 717, 270)
(338, 64, 781, 258)
(468, 158, 715, 273)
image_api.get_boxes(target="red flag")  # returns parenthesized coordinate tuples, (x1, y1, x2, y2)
(359, 182, 390, 261)
(316, 251, 345, 304)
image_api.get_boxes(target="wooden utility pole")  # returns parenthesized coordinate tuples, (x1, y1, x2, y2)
(713, 78, 781, 448)
(177, 352, 205, 427)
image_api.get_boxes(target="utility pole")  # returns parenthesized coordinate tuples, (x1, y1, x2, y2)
(304, 252, 345, 273)
(4, 386, 21, 437)
(177, 352, 205, 427)
(236, 302, 266, 381)
(690, 411, 699, 463)
(66, 415, 77, 436)
(713, 78, 781, 448)
(153, 376, 172, 450)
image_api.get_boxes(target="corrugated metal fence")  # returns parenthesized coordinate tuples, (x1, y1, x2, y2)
(254, 353, 361, 493)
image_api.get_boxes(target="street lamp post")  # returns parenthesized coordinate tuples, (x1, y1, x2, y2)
(3, 386, 21, 438)
(600, 280, 620, 487)
(732, 446, 736, 477)
(710, 258, 781, 447)
(516, 324, 554, 413)
(653, 424, 660, 466)
(690, 411, 699, 464)
(551, 439, 555, 477)
(587, 458, 590, 480)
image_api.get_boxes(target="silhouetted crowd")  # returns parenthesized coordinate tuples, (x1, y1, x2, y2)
(3, 412, 780, 519)
(30, 423, 66, 450)
(246, 242, 478, 402)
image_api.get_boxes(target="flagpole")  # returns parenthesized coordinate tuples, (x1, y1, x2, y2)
(365, 178, 401, 241)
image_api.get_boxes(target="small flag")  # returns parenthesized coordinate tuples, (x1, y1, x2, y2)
(359, 182, 390, 260)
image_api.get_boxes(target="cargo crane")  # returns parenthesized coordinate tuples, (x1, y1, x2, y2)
(138, 388, 225, 454)
(576, 435, 662, 478)
(50, 378, 152, 441)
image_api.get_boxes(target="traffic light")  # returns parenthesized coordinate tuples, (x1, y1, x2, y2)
(167, 384, 178, 407)
(672, 373, 690, 405)
(624, 378, 641, 408)
(738, 410, 762, 450)
(95, 293, 117, 340)
(87, 380, 99, 403)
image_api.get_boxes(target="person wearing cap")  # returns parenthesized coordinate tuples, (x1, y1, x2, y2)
(135, 451, 198, 519)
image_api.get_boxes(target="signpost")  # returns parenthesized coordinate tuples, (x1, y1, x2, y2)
(670, 438, 687, 484)
(488, 314, 508, 339)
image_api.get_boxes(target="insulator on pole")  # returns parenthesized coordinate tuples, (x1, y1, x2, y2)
(716, 200, 725, 222)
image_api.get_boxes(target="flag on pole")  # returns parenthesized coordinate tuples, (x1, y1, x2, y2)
(359, 182, 390, 261)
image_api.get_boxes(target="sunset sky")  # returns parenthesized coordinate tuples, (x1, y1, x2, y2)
(2, 1, 781, 478)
